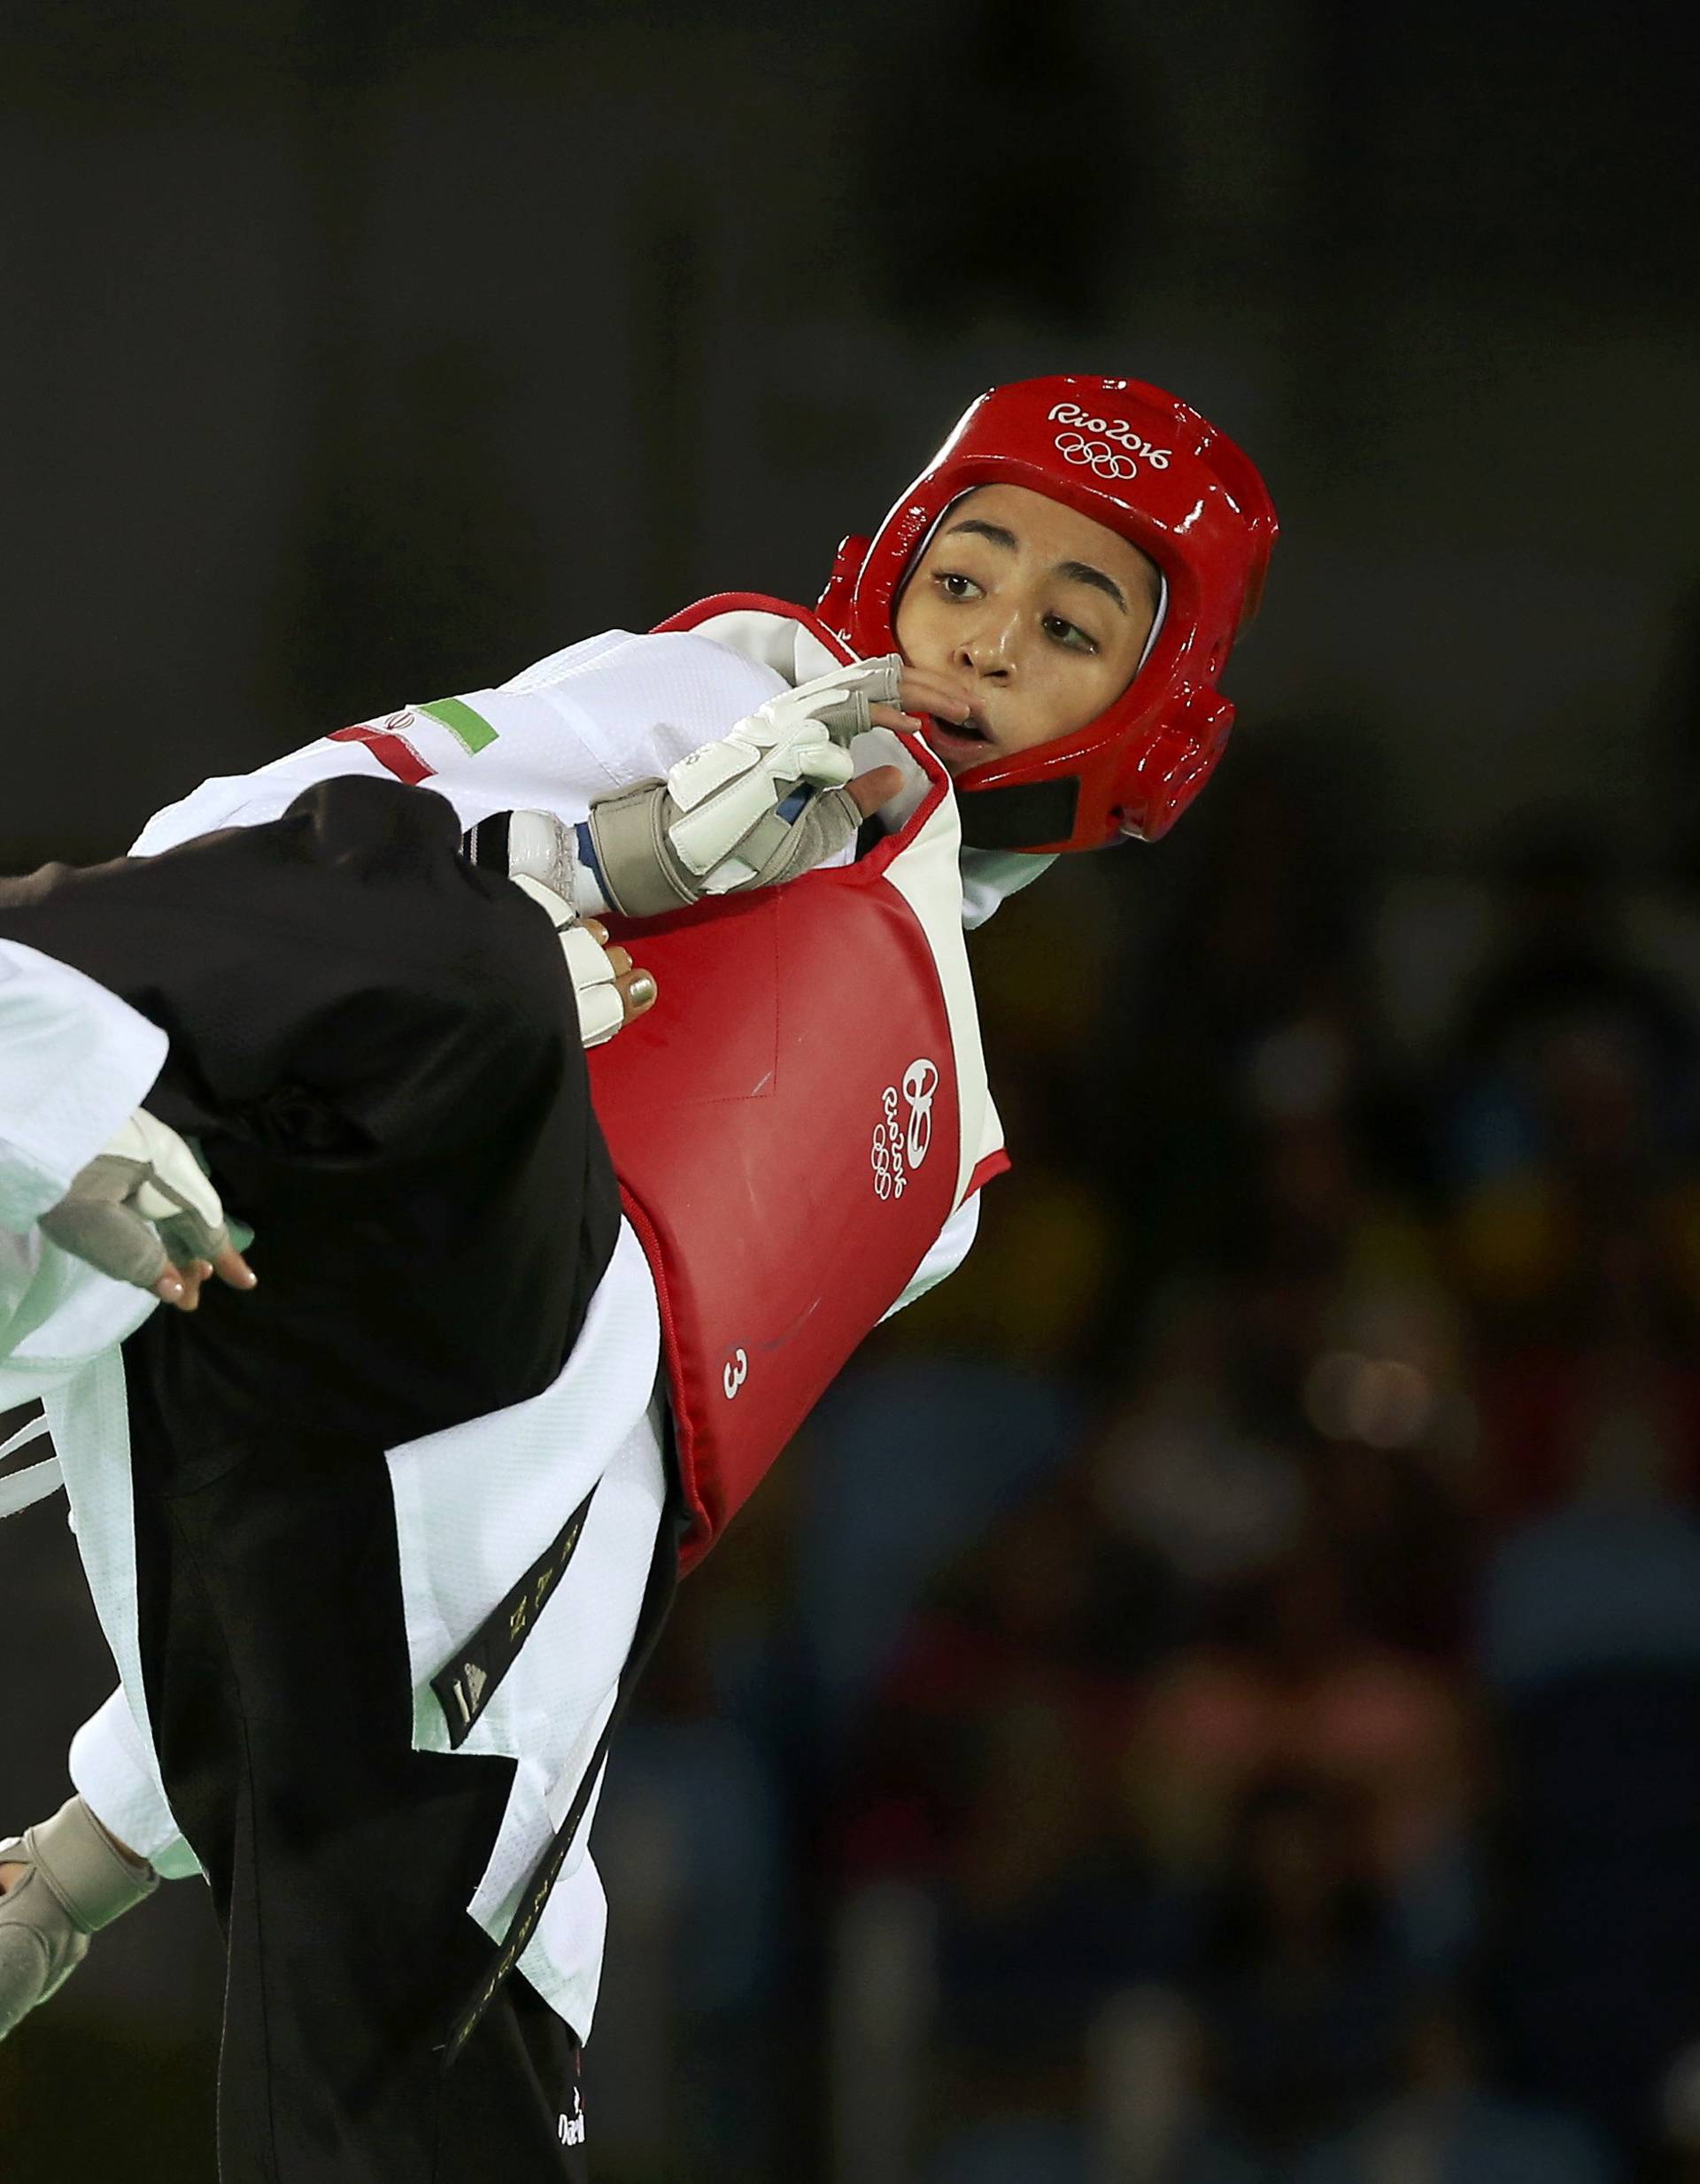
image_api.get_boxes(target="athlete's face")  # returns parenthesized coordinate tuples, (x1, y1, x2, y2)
(892, 483, 1162, 776)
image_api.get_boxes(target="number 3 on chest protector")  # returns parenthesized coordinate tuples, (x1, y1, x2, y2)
(722, 1347, 750, 1400)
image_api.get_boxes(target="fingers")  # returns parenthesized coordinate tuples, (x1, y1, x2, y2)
(151, 1245, 257, 1311)
(846, 765, 907, 819)
(897, 668, 975, 722)
(579, 930, 656, 1029)
(608, 941, 660, 1020)
(154, 1257, 210, 1311)
(615, 965, 658, 1026)
(211, 1244, 259, 1292)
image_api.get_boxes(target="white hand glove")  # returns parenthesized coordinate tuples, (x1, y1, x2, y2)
(38, 1112, 232, 1291)
(502, 814, 631, 1049)
(585, 653, 903, 918)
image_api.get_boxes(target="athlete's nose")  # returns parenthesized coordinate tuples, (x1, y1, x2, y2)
(954, 617, 1016, 683)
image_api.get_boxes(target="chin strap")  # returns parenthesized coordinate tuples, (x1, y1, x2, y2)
(955, 776, 1083, 853)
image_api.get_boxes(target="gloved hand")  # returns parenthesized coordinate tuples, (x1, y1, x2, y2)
(499, 812, 657, 1046)
(38, 1111, 257, 1308)
(584, 653, 907, 918)
(0, 1797, 158, 2041)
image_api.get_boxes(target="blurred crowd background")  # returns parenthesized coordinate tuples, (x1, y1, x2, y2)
(4, 2, 1700, 2180)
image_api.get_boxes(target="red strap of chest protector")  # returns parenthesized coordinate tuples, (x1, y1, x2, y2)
(586, 595, 1007, 1570)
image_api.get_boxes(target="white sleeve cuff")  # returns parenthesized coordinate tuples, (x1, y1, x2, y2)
(69, 1687, 201, 1879)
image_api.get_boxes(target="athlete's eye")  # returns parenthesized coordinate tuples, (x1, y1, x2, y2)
(934, 571, 982, 601)
(1044, 613, 1097, 654)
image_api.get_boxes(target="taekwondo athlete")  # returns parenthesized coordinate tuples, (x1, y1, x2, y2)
(0, 376, 1276, 2182)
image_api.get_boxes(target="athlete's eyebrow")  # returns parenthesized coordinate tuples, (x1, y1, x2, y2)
(943, 518, 1020, 553)
(1054, 560, 1129, 616)
(940, 519, 1131, 619)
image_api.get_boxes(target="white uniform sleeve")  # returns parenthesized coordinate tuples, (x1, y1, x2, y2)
(0, 941, 165, 1400)
(880, 1192, 981, 1323)
(0, 940, 167, 1231)
(131, 629, 799, 855)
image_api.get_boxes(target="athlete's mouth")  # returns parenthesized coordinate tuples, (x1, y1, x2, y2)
(925, 710, 993, 751)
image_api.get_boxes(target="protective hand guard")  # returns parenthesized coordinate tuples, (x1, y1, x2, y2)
(501, 811, 626, 1048)
(585, 652, 903, 918)
(38, 1111, 232, 1291)
(0, 1796, 158, 2041)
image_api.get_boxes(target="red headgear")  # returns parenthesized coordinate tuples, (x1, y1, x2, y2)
(815, 374, 1278, 854)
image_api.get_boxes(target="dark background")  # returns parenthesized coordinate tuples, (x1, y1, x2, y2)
(4, 3, 1700, 2180)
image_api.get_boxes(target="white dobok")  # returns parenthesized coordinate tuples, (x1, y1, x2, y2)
(0, 611, 1049, 2040)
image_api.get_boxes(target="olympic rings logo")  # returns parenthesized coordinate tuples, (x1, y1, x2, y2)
(1055, 431, 1140, 481)
(872, 1090, 906, 1200)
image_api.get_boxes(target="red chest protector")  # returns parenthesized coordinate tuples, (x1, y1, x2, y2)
(588, 597, 1008, 1570)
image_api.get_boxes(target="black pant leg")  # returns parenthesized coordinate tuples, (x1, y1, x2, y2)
(5, 774, 628, 2177)
(435, 1983, 590, 2183)
(131, 1408, 591, 2184)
